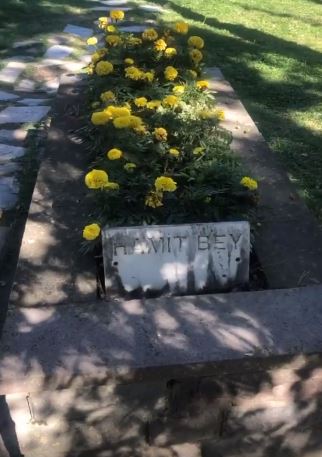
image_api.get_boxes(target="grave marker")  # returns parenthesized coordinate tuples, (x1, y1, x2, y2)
(103, 222, 250, 297)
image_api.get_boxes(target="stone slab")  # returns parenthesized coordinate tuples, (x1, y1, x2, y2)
(0, 106, 50, 124)
(0, 161, 20, 177)
(103, 222, 250, 297)
(0, 62, 26, 85)
(119, 25, 148, 33)
(63, 24, 93, 38)
(207, 66, 322, 288)
(14, 78, 36, 92)
(17, 98, 50, 106)
(99, 0, 129, 5)
(0, 180, 18, 210)
(45, 44, 73, 59)
(0, 90, 19, 102)
(0, 128, 27, 142)
(0, 144, 26, 162)
(2, 285, 322, 394)
(139, 4, 165, 12)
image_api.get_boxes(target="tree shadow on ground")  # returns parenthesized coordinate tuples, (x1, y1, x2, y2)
(1, 6, 322, 456)
(157, 0, 322, 216)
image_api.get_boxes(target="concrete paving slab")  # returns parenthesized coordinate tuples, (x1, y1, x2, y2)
(0, 90, 19, 101)
(0, 106, 50, 124)
(0, 161, 20, 177)
(17, 98, 50, 106)
(63, 24, 93, 38)
(0, 144, 26, 162)
(119, 25, 147, 33)
(15, 78, 36, 92)
(0, 129, 27, 142)
(45, 44, 73, 59)
(0, 180, 18, 209)
(0, 62, 26, 85)
(2, 286, 322, 394)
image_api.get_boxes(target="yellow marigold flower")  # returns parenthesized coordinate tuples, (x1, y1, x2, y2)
(95, 60, 114, 76)
(134, 97, 148, 107)
(107, 105, 131, 118)
(172, 85, 185, 95)
(128, 115, 143, 128)
(187, 69, 198, 79)
(134, 124, 147, 135)
(196, 80, 209, 90)
(164, 47, 177, 58)
(142, 28, 158, 41)
(83, 223, 101, 241)
(91, 111, 111, 125)
(169, 147, 180, 157)
(85, 169, 109, 189)
(98, 17, 108, 29)
(145, 190, 163, 208)
(190, 49, 203, 64)
(110, 10, 125, 21)
(100, 90, 115, 102)
(125, 65, 143, 80)
(124, 162, 137, 171)
(106, 34, 122, 46)
(127, 36, 142, 46)
(87, 36, 98, 46)
(113, 115, 142, 129)
(107, 148, 123, 160)
(113, 116, 131, 128)
(124, 57, 134, 65)
(193, 146, 205, 155)
(106, 24, 117, 32)
(162, 95, 178, 108)
(147, 100, 161, 110)
(91, 52, 101, 63)
(105, 181, 120, 190)
(240, 176, 258, 191)
(154, 38, 167, 51)
(143, 71, 155, 82)
(188, 35, 204, 49)
(214, 109, 225, 121)
(164, 66, 178, 81)
(154, 127, 168, 141)
(175, 21, 189, 34)
(155, 176, 177, 192)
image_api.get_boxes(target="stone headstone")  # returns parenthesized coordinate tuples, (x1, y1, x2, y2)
(103, 222, 250, 297)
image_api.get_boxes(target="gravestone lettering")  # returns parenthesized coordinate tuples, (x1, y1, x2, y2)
(103, 222, 250, 297)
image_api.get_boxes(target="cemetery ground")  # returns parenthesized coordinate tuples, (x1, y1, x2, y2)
(0, 0, 322, 457)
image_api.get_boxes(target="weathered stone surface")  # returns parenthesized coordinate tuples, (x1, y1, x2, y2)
(45, 44, 73, 59)
(0, 90, 19, 101)
(13, 39, 41, 49)
(0, 177, 19, 209)
(2, 286, 322, 393)
(17, 98, 50, 106)
(0, 162, 20, 177)
(99, 0, 129, 5)
(0, 128, 27, 142)
(0, 62, 26, 84)
(119, 25, 148, 33)
(15, 78, 36, 92)
(0, 144, 25, 162)
(207, 66, 322, 289)
(0, 106, 50, 124)
(103, 222, 250, 297)
(63, 24, 93, 38)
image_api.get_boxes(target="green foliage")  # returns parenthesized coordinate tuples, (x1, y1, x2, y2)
(82, 20, 257, 232)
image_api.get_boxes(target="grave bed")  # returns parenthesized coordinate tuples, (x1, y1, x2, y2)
(1, 70, 322, 456)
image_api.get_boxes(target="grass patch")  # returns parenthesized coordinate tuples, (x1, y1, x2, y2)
(152, 0, 322, 218)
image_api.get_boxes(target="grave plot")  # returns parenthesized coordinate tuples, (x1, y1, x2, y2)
(2, 6, 322, 457)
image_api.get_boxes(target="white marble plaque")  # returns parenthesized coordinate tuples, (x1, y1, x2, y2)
(103, 222, 250, 297)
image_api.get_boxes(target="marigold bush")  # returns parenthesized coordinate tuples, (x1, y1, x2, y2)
(82, 13, 258, 239)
